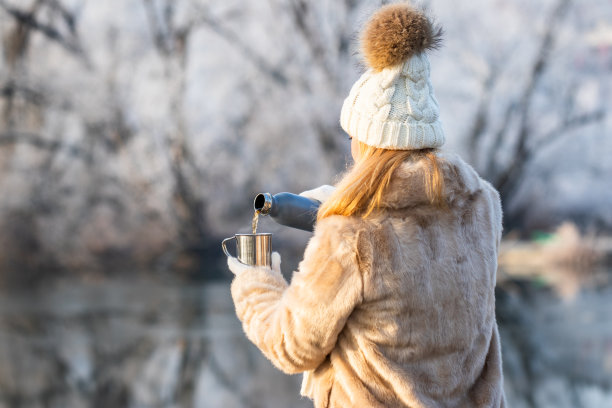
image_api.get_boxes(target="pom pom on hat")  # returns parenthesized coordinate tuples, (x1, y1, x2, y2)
(340, 2, 446, 150)
(361, 3, 443, 71)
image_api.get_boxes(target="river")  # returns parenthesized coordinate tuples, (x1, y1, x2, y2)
(1, 271, 611, 408)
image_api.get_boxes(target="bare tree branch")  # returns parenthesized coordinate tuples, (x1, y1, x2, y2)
(0, 0, 90, 65)
(466, 65, 500, 165)
(191, 5, 289, 86)
(490, 0, 573, 198)
(142, 0, 173, 56)
(535, 109, 606, 150)
(45, 0, 77, 35)
(140, 0, 211, 251)
(289, 0, 335, 87)
(0, 131, 92, 161)
(0, 82, 47, 106)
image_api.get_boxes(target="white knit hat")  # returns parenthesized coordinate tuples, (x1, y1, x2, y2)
(340, 3, 445, 150)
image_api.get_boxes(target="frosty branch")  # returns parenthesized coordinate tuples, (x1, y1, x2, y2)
(0, 0, 89, 65)
(489, 0, 574, 198)
(193, 5, 289, 86)
(0, 131, 93, 161)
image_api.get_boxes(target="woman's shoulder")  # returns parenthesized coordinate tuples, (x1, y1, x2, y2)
(313, 214, 371, 240)
(437, 151, 503, 231)
(437, 151, 501, 200)
(304, 214, 379, 278)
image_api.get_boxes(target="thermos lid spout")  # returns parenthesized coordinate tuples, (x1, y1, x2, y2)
(254, 193, 273, 215)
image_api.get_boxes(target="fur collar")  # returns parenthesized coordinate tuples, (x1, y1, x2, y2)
(380, 151, 482, 210)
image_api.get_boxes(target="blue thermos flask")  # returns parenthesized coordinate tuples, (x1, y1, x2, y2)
(253, 192, 320, 232)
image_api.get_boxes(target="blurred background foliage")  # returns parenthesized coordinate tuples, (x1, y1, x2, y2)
(0, 0, 610, 282)
(0, 0, 611, 407)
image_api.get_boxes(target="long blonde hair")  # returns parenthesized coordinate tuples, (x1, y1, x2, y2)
(317, 141, 446, 221)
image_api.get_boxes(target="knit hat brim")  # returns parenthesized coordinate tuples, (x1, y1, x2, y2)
(340, 100, 445, 150)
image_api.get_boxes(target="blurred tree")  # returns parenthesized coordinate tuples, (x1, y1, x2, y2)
(446, 0, 609, 231)
(0, 0, 610, 279)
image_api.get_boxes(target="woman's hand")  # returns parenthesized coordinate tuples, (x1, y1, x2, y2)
(299, 185, 336, 203)
(227, 252, 282, 276)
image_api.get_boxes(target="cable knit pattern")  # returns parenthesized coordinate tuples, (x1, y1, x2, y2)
(341, 53, 445, 150)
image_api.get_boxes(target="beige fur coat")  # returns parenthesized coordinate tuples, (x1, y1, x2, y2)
(231, 152, 506, 407)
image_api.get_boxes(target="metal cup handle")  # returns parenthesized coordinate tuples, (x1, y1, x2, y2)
(221, 236, 236, 258)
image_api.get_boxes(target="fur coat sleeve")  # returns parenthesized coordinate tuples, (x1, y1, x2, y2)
(230, 215, 364, 374)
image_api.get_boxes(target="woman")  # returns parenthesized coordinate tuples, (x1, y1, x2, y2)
(227, 3, 506, 407)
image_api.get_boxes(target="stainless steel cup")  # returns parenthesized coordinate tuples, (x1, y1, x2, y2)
(222, 233, 272, 266)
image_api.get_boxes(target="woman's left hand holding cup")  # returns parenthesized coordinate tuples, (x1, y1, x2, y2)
(227, 251, 282, 276)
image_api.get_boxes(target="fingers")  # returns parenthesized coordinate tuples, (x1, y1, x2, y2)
(271, 251, 282, 273)
(299, 185, 336, 203)
(227, 256, 249, 276)
(228, 254, 281, 275)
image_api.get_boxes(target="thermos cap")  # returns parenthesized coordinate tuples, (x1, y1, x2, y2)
(254, 192, 273, 215)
